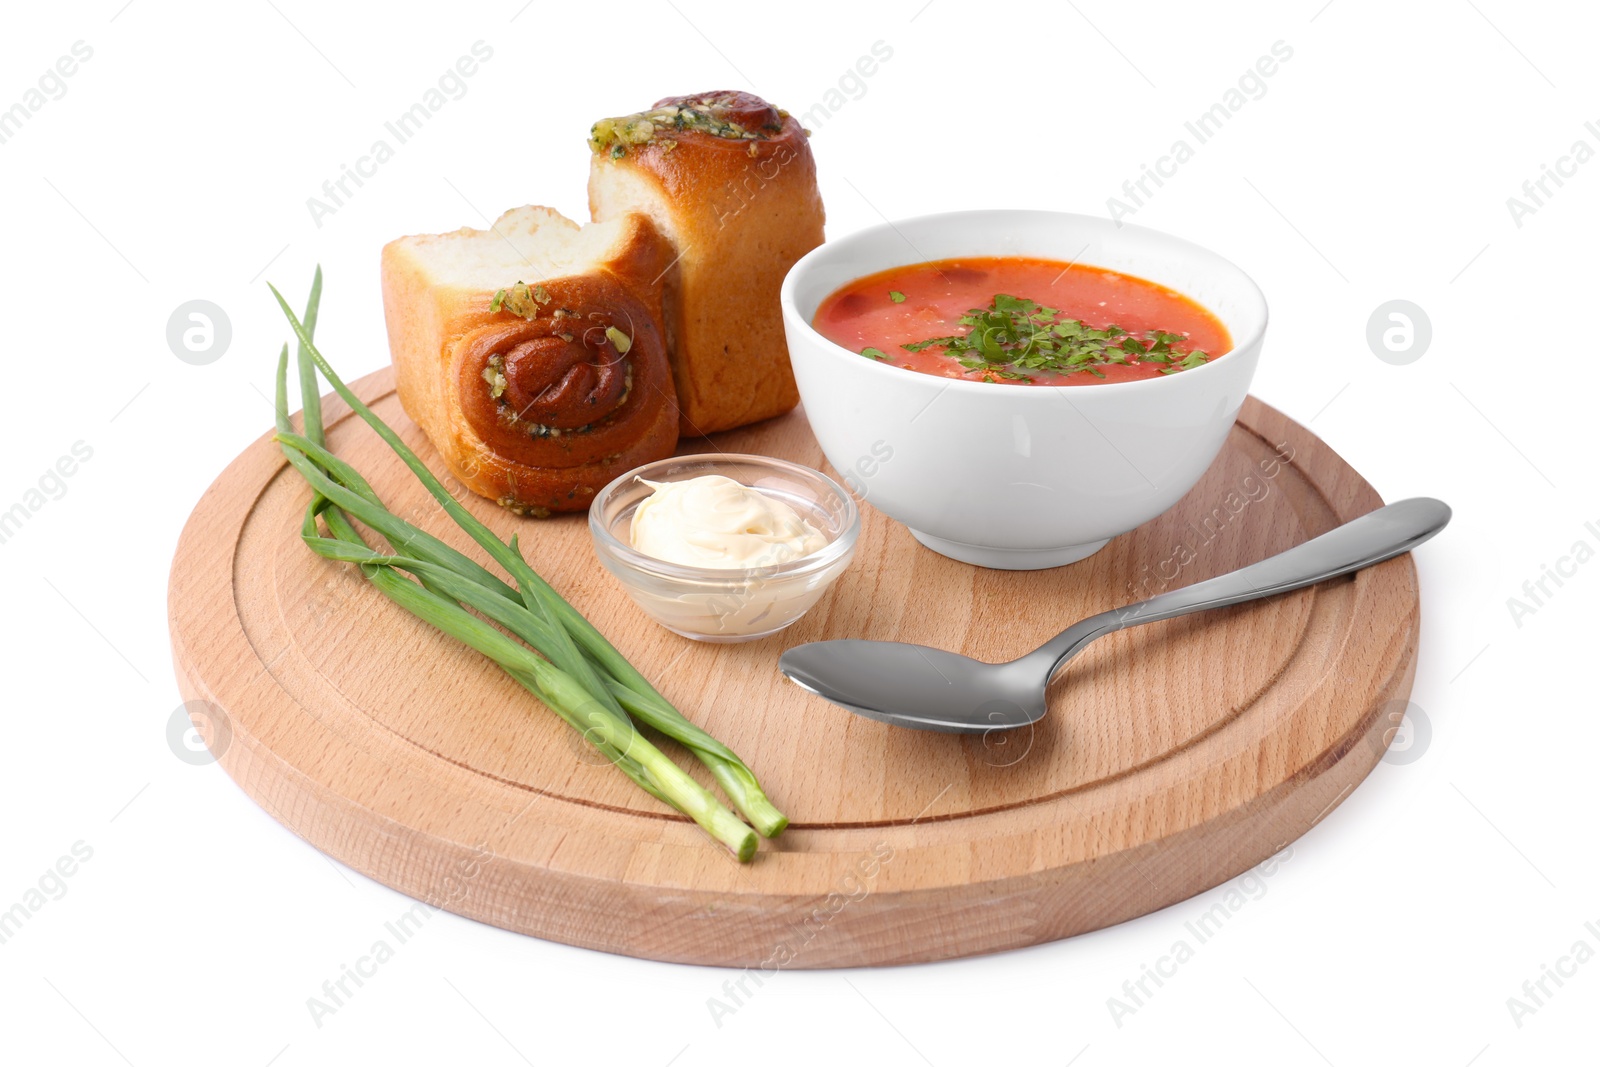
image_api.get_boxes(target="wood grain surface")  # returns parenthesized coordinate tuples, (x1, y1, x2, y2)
(167, 369, 1421, 967)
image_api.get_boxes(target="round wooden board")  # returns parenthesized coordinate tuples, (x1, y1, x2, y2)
(168, 369, 1420, 968)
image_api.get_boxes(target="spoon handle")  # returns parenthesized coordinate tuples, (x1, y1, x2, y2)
(1033, 497, 1451, 681)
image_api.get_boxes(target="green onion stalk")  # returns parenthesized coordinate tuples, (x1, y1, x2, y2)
(268, 282, 786, 838)
(268, 272, 782, 859)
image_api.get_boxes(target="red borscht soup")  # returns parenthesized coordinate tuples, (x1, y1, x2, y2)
(812, 256, 1231, 386)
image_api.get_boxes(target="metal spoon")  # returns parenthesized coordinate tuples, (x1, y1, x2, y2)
(779, 497, 1450, 733)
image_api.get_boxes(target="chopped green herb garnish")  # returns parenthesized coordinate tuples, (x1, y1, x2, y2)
(588, 96, 779, 154)
(490, 281, 554, 320)
(861, 346, 888, 360)
(901, 294, 1210, 380)
(481, 354, 508, 398)
(888, 290, 906, 303)
(1159, 351, 1210, 374)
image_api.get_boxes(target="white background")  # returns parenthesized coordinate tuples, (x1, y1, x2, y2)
(2, 1, 1595, 1063)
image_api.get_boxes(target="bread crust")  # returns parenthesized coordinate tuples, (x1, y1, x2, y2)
(381, 210, 679, 515)
(588, 91, 825, 436)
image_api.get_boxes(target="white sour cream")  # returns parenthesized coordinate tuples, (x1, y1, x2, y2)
(630, 475, 827, 569)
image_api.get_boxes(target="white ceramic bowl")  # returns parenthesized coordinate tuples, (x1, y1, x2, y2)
(780, 209, 1268, 570)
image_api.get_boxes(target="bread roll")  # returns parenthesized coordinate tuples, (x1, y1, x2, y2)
(381, 206, 679, 516)
(587, 91, 825, 436)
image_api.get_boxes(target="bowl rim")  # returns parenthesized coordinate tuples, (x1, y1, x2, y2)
(588, 452, 861, 582)
(779, 207, 1269, 398)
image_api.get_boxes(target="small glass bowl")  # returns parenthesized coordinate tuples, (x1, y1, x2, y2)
(589, 453, 860, 642)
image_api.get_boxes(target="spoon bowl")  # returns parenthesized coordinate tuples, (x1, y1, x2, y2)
(780, 640, 1044, 733)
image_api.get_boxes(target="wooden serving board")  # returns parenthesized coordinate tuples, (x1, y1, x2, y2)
(169, 369, 1420, 968)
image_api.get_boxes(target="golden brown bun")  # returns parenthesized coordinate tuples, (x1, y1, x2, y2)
(587, 91, 825, 436)
(381, 206, 679, 515)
